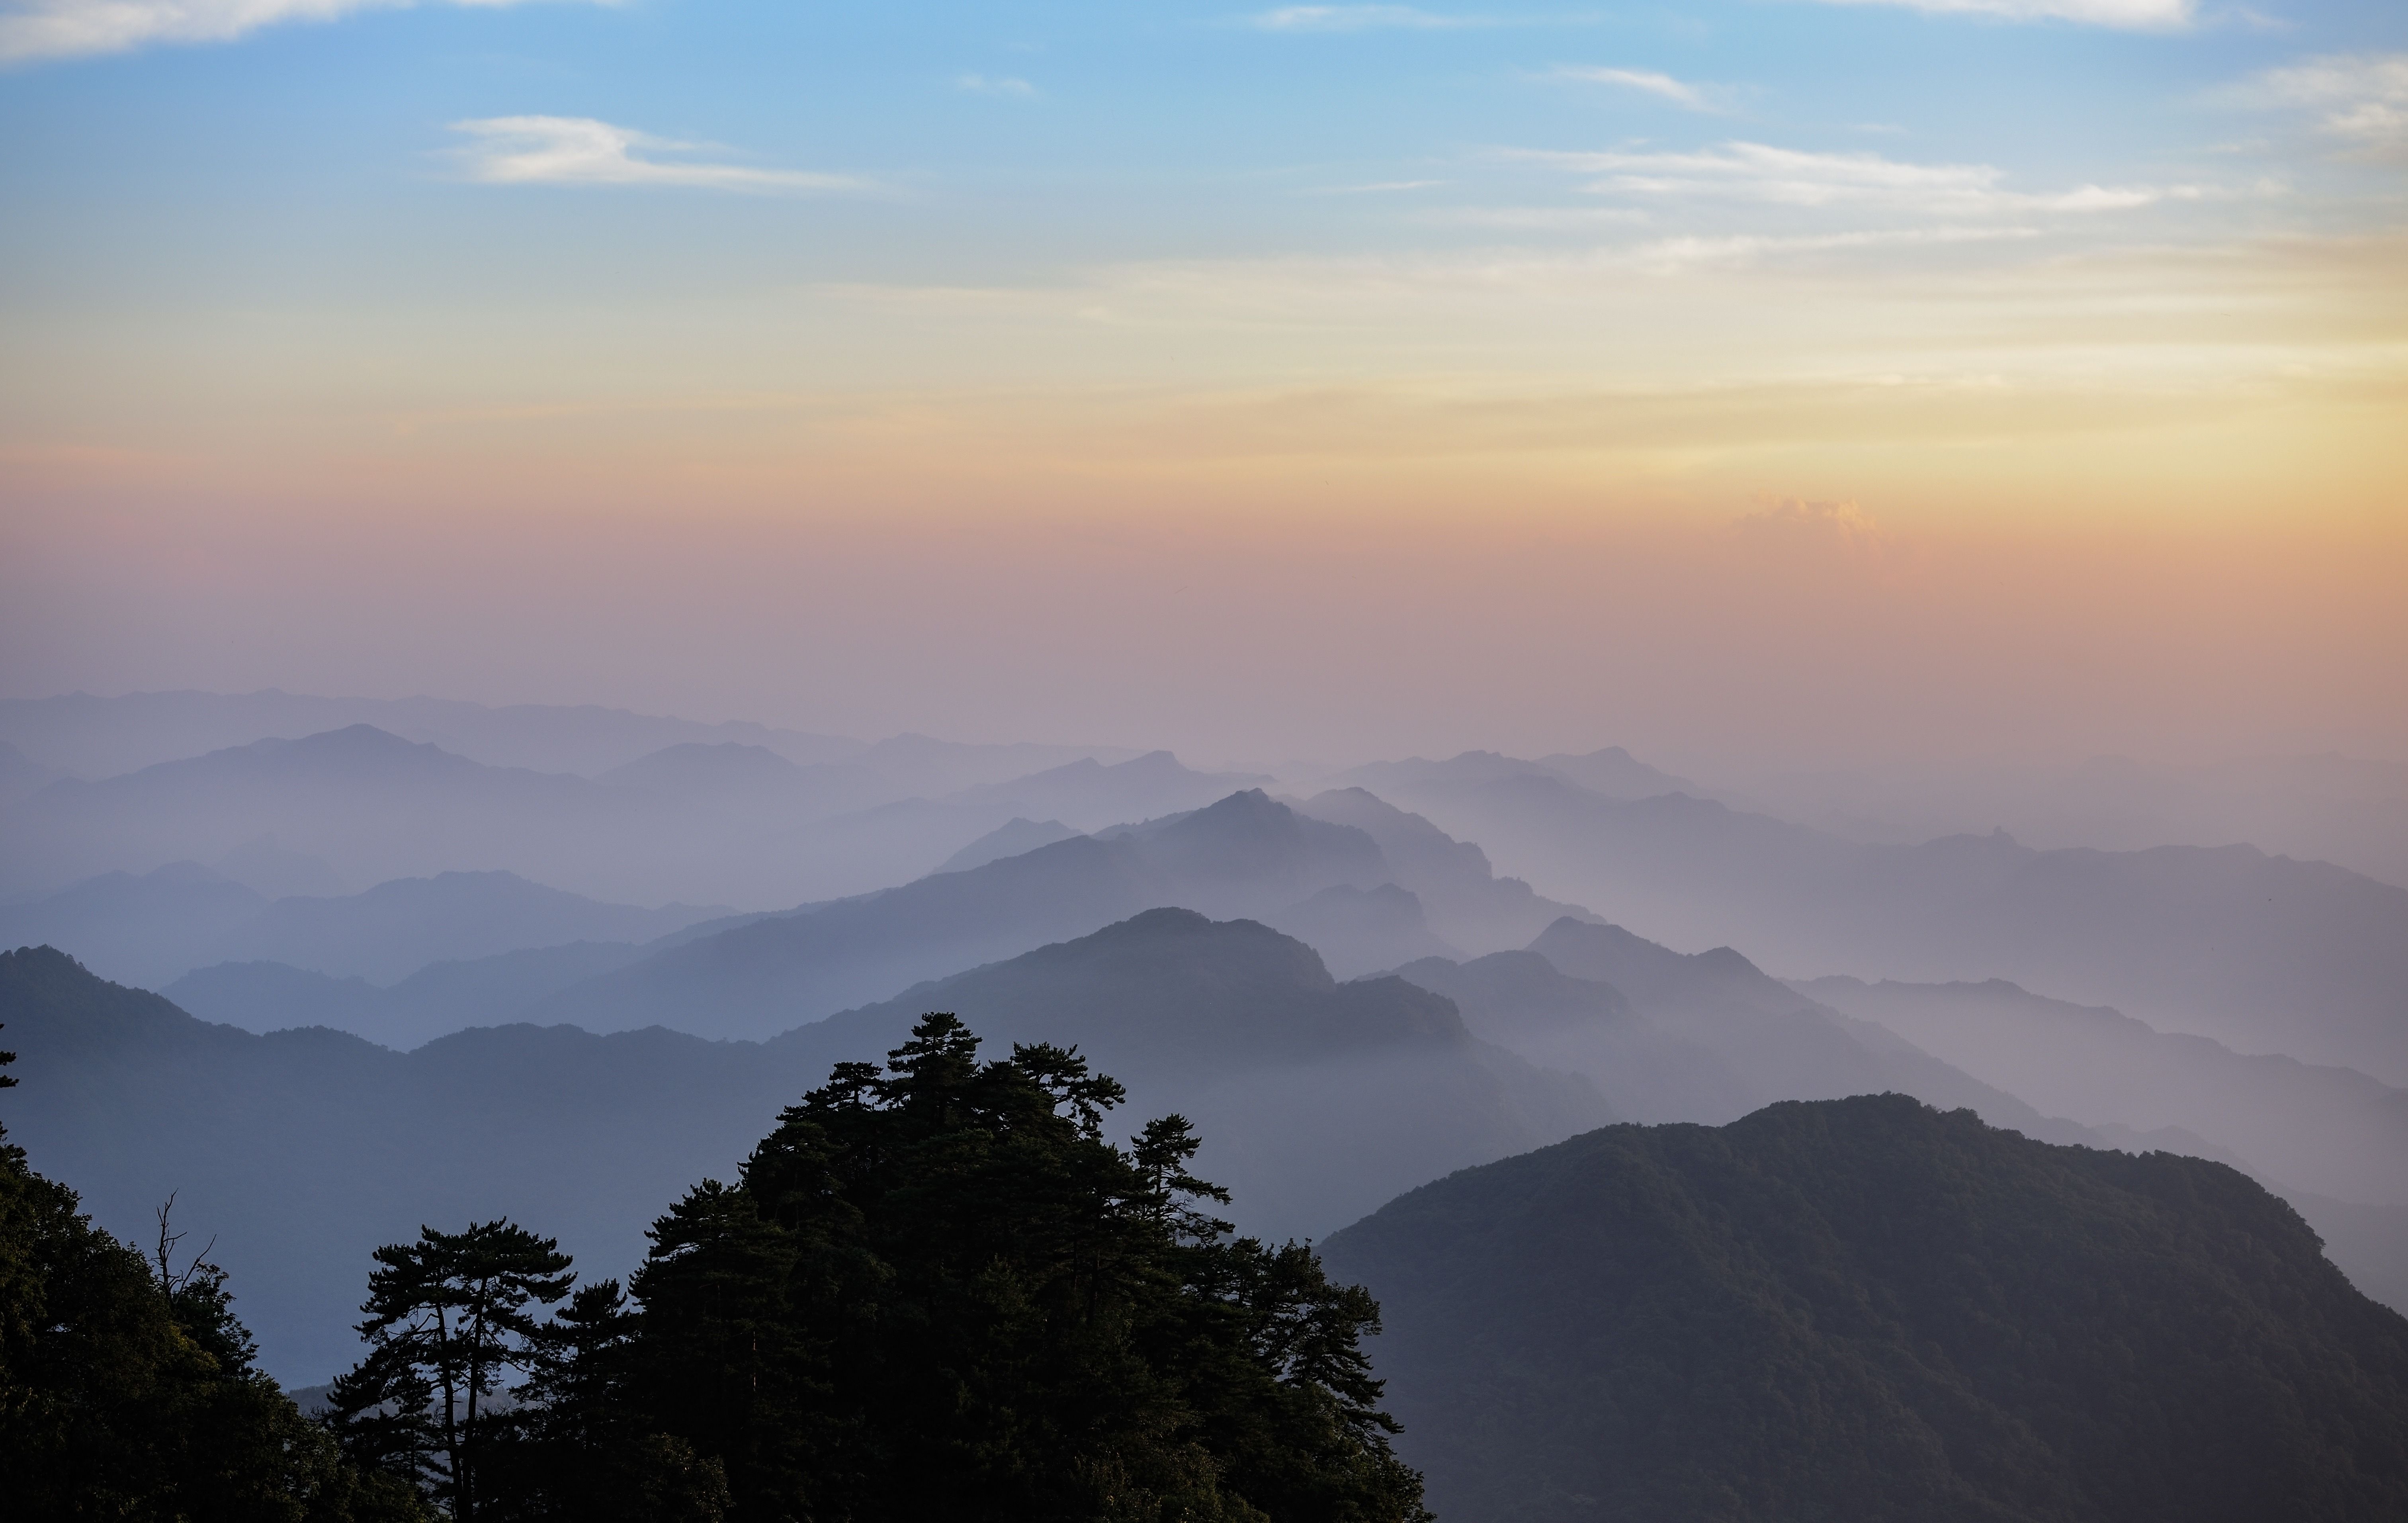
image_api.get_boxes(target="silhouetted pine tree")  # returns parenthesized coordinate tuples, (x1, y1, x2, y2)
(481, 1278, 731, 1522)
(325, 1221, 572, 1522)
(626, 1012, 1429, 1523)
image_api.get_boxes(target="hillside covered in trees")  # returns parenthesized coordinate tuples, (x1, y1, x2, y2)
(1322, 1094, 2408, 1523)
(4, 1006, 1428, 1522)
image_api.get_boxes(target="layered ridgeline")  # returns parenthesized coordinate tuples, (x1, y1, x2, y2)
(2, 787, 1586, 1050)
(1351, 750, 2408, 1085)
(1392, 917, 2408, 1311)
(0, 862, 732, 994)
(0, 711, 1255, 911)
(1793, 973, 2408, 1313)
(1394, 918, 2198, 1142)
(1321, 1096, 2408, 1523)
(0, 913, 1599, 1380)
(535, 789, 1587, 1040)
(1794, 975, 2408, 1211)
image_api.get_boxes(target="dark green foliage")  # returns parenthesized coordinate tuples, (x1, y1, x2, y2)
(0, 1120, 426, 1521)
(626, 1012, 1429, 1523)
(1321, 1093, 2408, 1523)
(325, 1219, 573, 1521)
(481, 1279, 731, 1522)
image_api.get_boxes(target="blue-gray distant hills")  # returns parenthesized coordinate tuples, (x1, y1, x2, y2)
(0, 911, 1604, 1381)
(0, 687, 865, 777)
(1794, 973, 2408, 1252)
(0, 725, 610, 900)
(162, 941, 659, 1052)
(0, 858, 727, 991)
(1394, 917, 2213, 1155)
(530, 790, 1399, 1039)
(0, 718, 1261, 910)
(952, 749, 1274, 830)
(530, 787, 1598, 1041)
(1358, 755, 2408, 1085)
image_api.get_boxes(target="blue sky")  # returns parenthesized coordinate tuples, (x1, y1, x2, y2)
(2, 0, 2404, 765)
(2, 0, 2400, 305)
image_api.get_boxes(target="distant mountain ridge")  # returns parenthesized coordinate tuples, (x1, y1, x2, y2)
(952, 750, 1274, 830)
(0, 720, 1162, 909)
(1795, 973, 2408, 1210)
(163, 940, 655, 1049)
(0, 688, 865, 778)
(2, 911, 1603, 1379)
(1293, 787, 1598, 952)
(537, 789, 1395, 1039)
(1389, 918, 2408, 1312)
(1365, 766, 2408, 1085)
(1335, 745, 1700, 803)
(936, 817, 1083, 873)
(1385, 918, 2203, 1153)
(0, 858, 725, 991)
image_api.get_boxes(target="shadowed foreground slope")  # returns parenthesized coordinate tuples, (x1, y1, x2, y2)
(1321, 1095, 2408, 1523)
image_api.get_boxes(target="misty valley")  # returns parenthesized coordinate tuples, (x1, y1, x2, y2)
(4, 691, 2408, 1520)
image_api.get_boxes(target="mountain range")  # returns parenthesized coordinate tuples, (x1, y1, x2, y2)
(161, 940, 656, 1051)
(1364, 762, 2408, 1085)
(0, 859, 726, 992)
(0, 908, 1601, 1380)
(534, 790, 1403, 1039)
(1796, 973, 2408, 1211)
(0, 687, 863, 778)
(1389, 917, 2408, 1312)
(0, 721, 1247, 911)
(1729, 750, 2408, 893)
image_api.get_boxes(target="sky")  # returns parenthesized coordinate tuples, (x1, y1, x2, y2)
(0, 0, 2402, 767)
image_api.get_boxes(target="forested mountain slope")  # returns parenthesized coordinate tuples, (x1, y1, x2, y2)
(1323, 1095, 2408, 1523)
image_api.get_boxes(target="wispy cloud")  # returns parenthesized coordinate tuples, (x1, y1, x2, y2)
(1548, 66, 1718, 111)
(957, 73, 1038, 98)
(1800, 0, 2191, 27)
(450, 117, 868, 194)
(0, 0, 595, 63)
(2238, 53, 2408, 161)
(1322, 178, 1449, 193)
(1417, 204, 1649, 227)
(1613, 225, 2039, 271)
(1513, 142, 2200, 216)
(1734, 497, 1887, 556)
(1250, 5, 1487, 32)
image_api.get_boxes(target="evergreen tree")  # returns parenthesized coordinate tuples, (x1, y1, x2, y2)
(627, 1012, 1428, 1523)
(326, 1220, 573, 1521)
(481, 1278, 731, 1522)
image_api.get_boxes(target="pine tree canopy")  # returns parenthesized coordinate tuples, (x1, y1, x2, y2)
(626, 1012, 1430, 1523)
